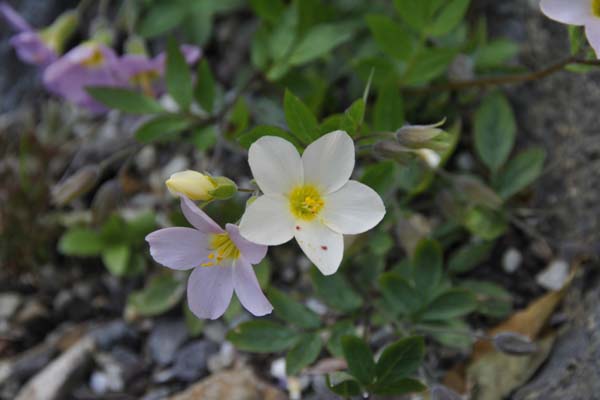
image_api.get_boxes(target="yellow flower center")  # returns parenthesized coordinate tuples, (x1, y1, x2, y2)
(289, 185, 325, 221)
(593, 0, 600, 17)
(200, 233, 240, 267)
(81, 48, 105, 68)
(131, 70, 160, 97)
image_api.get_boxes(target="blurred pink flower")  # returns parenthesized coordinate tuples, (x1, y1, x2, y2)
(0, 2, 56, 66)
(117, 45, 201, 96)
(43, 42, 121, 113)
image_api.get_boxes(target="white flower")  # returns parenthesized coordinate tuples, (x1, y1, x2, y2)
(540, 0, 600, 57)
(239, 130, 386, 275)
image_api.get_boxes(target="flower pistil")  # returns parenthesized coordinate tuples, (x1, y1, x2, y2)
(289, 185, 325, 220)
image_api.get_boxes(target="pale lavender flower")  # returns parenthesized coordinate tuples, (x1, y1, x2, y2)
(146, 195, 272, 320)
(540, 0, 600, 56)
(43, 43, 120, 113)
(117, 45, 201, 97)
(0, 2, 56, 66)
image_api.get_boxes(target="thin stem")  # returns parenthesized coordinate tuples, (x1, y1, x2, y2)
(237, 187, 256, 193)
(405, 56, 600, 94)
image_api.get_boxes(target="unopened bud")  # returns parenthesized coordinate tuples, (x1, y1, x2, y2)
(492, 332, 538, 355)
(40, 9, 78, 53)
(166, 170, 217, 201)
(124, 35, 147, 55)
(415, 148, 441, 169)
(52, 165, 100, 205)
(396, 118, 446, 145)
(209, 176, 238, 200)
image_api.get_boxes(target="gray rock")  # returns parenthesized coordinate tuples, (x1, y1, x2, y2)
(147, 319, 188, 366)
(172, 340, 219, 382)
(0, 292, 22, 319)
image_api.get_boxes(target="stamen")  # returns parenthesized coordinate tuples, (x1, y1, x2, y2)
(289, 185, 325, 220)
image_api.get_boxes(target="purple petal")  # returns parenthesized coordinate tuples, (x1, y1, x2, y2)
(115, 54, 162, 83)
(10, 32, 56, 66)
(540, 0, 590, 26)
(0, 2, 32, 32)
(146, 227, 210, 270)
(180, 196, 223, 234)
(187, 265, 234, 320)
(42, 44, 121, 113)
(233, 258, 273, 317)
(225, 224, 267, 264)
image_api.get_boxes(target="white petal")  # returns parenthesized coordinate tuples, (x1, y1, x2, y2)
(321, 180, 386, 235)
(302, 130, 355, 194)
(295, 221, 343, 275)
(540, 0, 590, 25)
(239, 194, 295, 245)
(248, 136, 303, 195)
(586, 21, 600, 57)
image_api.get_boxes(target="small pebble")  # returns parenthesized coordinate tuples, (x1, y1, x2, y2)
(536, 259, 569, 290)
(502, 247, 523, 274)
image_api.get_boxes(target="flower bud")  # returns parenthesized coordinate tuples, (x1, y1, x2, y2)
(396, 118, 446, 145)
(415, 148, 441, 169)
(166, 170, 217, 201)
(124, 35, 148, 56)
(52, 165, 100, 205)
(209, 176, 238, 200)
(39, 9, 78, 53)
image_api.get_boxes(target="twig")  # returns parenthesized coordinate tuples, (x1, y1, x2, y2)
(405, 56, 600, 94)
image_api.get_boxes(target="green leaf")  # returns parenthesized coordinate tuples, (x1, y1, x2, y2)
(493, 148, 545, 199)
(227, 320, 300, 353)
(341, 335, 376, 386)
(421, 289, 477, 321)
(374, 85, 404, 131)
(166, 38, 194, 110)
(393, 0, 433, 32)
(447, 240, 494, 273)
(251, 25, 270, 70)
(341, 98, 366, 136)
(184, 305, 205, 337)
(460, 280, 512, 318)
(310, 268, 363, 312)
(373, 377, 426, 396)
(420, 320, 473, 350)
(138, 3, 184, 38)
(402, 47, 457, 86)
(379, 272, 421, 316)
(194, 59, 216, 113)
(134, 114, 191, 143)
(268, 7, 297, 61)
(463, 206, 508, 240)
(250, 0, 285, 23)
(366, 14, 412, 60)
(474, 92, 516, 171)
(237, 125, 301, 149)
(429, 0, 470, 37)
(375, 336, 424, 383)
(412, 239, 443, 295)
(369, 231, 394, 256)
(288, 23, 353, 65)
(327, 372, 362, 397)
(474, 39, 520, 70)
(569, 26, 585, 55)
(360, 160, 400, 197)
(126, 212, 157, 242)
(58, 228, 105, 256)
(268, 287, 321, 329)
(126, 273, 184, 318)
(101, 244, 130, 276)
(286, 333, 322, 375)
(87, 87, 164, 114)
(284, 89, 319, 143)
(326, 320, 355, 357)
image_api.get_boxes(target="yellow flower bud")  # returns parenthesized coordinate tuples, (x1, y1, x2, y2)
(165, 170, 217, 201)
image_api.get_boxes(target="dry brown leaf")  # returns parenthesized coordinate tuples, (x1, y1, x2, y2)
(443, 266, 576, 398)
